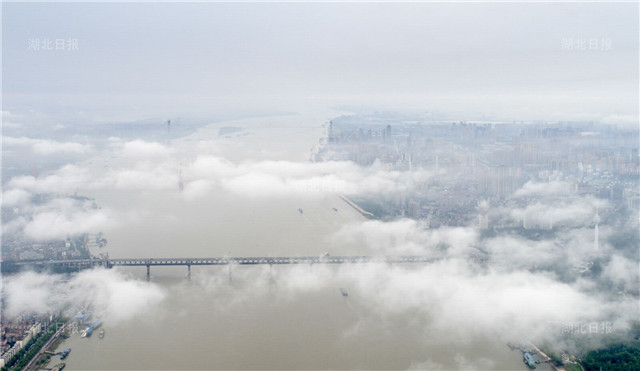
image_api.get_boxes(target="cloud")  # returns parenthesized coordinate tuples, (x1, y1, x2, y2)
(67, 269, 166, 323)
(341, 262, 598, 341)
(3, 136, 91, 155)
(515, 180, 573, 198)
(186, 254, 632, 349)
(2, 194, 117, 241)
(602, 255, 640, 291)
(182, 179, 215, 201)
(2, 271, 62, 317)
(23, 208, 113, 241)
(484, 235, 561, 271)
(119, 140, 174, 159)
(3, 269, 166, 324)
(3, 135, 438, 205)
(7, 165, 94, 194)
(2, 188, 32, 208)
(2, 125, 636, 357)
(190, 158, 432, 199)
(112, 167, 176, 191)
(506, 197, 606, 229)
(332, 219, 476, 256)
(1, 110, 24, 128)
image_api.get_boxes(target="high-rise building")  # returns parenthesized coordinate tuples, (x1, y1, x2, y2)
(593, 213, 600, 251)
(478, 214, 489, 229)
(384, 124, 392, 142)
(408, 199, 421, 218)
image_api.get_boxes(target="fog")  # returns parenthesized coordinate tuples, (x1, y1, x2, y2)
(2, 2, 638, 121)
(2, 124, 638, 354)
(2, 2, 638, 370)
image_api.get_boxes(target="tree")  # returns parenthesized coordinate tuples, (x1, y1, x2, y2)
(582, 342, 640, 371)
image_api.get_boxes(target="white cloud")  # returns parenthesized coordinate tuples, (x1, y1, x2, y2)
(3, 271, 62, 317)
(188, 255, 629, 346)
(515, 181, 573, 198)
(485, 235, 560, 271)
(23, 208, 113, 241)
(67, 269, 166, 323)
(120, 140, 174, 159)
(3, 141, 436, 204)
(7, 165, 94, 194)
(182, 179, 215, 201)
(2, 188, 32, 208)
(3, 269, 166, 324)
(2, 194, 117, 241)
(602, 255, 640, 291)
(333, 219, 476, 256)
(509, 197, 606, 229)
(3, 136, 91, 155)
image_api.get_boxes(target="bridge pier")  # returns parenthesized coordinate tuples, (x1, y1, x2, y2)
(228, 263, 232, 283)
(269, 264, 274, 284)
(146, 265, 150, 281)
(187, 264, 191, 281)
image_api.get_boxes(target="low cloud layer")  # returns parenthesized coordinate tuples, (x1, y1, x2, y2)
(3, 136, 92, 156)
(3, 269, 166, 324)
(183, 253, 635, 350)
(2, 134, 637, 358)
(2, 192, 116, 241)
(5, 139, 435, 201)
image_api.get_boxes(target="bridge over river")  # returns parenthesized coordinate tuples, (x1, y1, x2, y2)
(12, 255, 437, 280)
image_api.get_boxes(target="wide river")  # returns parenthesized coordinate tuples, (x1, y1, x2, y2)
(45, 111, 547, 370)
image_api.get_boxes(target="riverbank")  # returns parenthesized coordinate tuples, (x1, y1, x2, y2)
(339, 195, 374, 218)
(0, 320, 66, 371)
(24, 322, 68, 371)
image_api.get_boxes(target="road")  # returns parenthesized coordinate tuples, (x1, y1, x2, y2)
(24, 322, 67, 371)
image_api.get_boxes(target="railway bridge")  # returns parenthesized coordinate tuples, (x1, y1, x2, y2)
(12, 255, 437, 280)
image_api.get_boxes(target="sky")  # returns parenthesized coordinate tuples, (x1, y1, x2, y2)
(2, 2, 638, 122)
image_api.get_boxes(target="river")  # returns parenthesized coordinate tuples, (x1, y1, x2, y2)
(44, 111, 547, 370)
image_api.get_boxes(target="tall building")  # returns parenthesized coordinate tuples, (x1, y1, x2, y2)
(408, 199, 421, 218)
(478, 214, 489, 229)
(383, 124, 392, 143)
(593, 213, 600, 251)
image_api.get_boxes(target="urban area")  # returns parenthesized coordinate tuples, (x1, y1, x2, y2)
(2, 112, 639, 371)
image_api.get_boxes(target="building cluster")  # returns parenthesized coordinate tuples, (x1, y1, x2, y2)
(322, 114, 639, 229)
(0, 315, 49, 368)
(1, 233, 106, 263)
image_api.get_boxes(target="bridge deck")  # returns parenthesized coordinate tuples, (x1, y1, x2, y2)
(13, 256, 436, 267)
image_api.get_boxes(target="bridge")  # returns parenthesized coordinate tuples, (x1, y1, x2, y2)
(11, 255, 437, 280)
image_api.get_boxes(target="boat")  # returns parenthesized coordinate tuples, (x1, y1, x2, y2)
(52, 363, 66, 371)
(60, 348, 71, 360)
(298, 208, 304, 214)
(98, 329, 105, 339)
(84, 319, 103, 337)
(80, 329, 87, 338)
(523, 352, 537, 369)
(340, 288, 348, 297)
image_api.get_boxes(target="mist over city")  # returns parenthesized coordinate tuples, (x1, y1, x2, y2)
(1, 2, 638, 371)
